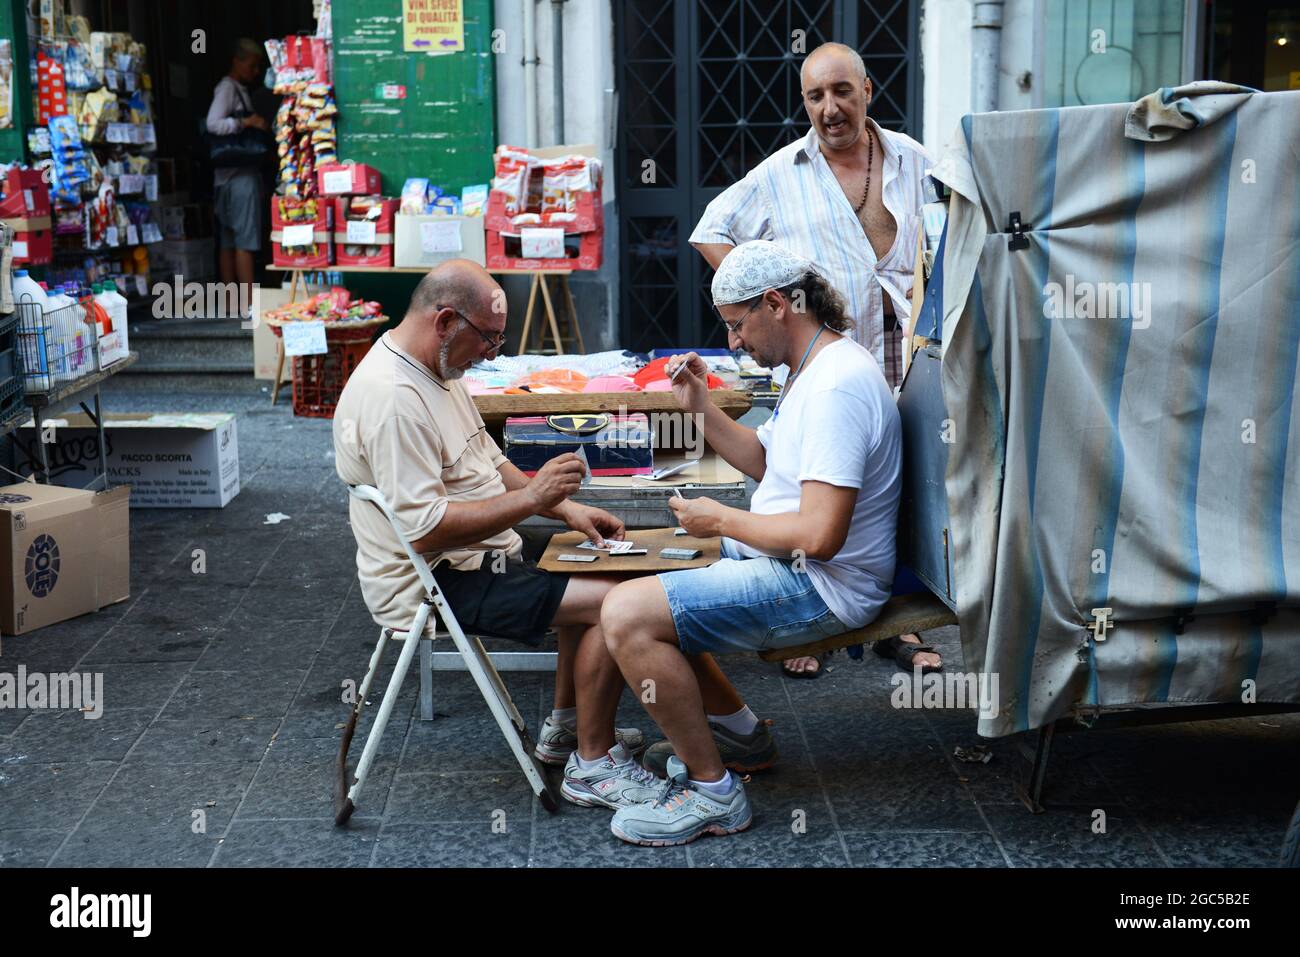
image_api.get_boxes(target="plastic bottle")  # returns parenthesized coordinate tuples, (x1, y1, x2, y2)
(102, 280, 129, 341)
(45, 284, 74, 383)
(12, 269, 51, 391)
(63, 284, 90, 376)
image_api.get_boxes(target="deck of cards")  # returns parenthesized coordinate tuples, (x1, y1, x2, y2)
(578, 539, 647, 556)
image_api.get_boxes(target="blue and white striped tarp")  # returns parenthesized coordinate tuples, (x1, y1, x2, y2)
(930, 83, 1300, 737)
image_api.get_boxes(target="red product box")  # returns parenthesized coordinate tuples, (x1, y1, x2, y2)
(0, 170, 51, 219)
(485, 227, 603, 272)
(8, 221, 54, 266)
(316, 163, 381, 197)
(486, 189, 603, 235)
(270, 197, 334, 269)
(333, 197, 397, 267)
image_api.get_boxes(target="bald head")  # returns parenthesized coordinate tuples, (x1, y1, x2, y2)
(407, 259, 502, 323)
(801, 42, 867, 87)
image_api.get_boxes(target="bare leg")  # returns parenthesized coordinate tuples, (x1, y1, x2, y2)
(235, 249, 256, 287)
(219, 247, 236, 284)
(553, 625, 579, 710)
(687, 653, 745, 715)
(550, 575, 626, 761)
(602, 577, 725, 781)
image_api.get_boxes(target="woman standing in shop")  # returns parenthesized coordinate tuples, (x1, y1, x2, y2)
(206, 38, 269, 291)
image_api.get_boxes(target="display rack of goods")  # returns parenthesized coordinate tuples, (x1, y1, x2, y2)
(486, 146, 603, 270)
(263, 291, 387, 418)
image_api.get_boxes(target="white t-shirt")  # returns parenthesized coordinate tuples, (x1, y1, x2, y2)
(725, 336, 902, 628)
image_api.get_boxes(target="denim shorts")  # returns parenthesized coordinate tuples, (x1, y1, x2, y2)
(657, 544, 850, 656)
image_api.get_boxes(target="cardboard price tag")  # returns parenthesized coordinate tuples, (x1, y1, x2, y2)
(322, 169, 353, 194)
(420, 220, 462, 253)
(106, 122, 131, 143)
(282, 321, 328, 357)
(141, 222, 162, 244)
(281, 223, 315, 248)
(105, 226, 119, 247)
(521, 227, 565, 259)
(118, 173, 144, 194)
(345, 220, 377, 244)
(126, 224, 139, 246)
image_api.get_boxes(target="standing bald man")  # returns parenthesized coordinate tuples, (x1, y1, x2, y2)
(689, 41, 940, 677)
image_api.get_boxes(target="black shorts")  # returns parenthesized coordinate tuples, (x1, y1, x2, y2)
(430, 529, 569, 647)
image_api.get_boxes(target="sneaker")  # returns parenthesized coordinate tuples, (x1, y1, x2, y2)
(641, 718, 777, 776)
(561, 744, 663, 810)
(534, 716, 646, 766)
(610, 756, 753, 846)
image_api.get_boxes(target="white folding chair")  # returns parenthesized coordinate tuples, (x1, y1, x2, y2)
(334, 484, 559, 825)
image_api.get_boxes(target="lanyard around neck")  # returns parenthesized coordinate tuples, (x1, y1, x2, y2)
(773, 325, 826, 419)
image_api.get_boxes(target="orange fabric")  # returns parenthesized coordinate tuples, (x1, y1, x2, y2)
(505, 369, 589, 394)
(632, 356, 725, 390)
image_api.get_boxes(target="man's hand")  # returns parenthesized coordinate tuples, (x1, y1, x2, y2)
(242, 114, 268, 131)
(558, 501, 625, 548)
(665, 351, 710, 414)
(526, 453, 585, 511)
(668, 495, 728, 538)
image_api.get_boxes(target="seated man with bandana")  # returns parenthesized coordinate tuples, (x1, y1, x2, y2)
(599, 240, 903, 846)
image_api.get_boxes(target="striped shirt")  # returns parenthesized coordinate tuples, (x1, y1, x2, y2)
(690, 121, 932, 368)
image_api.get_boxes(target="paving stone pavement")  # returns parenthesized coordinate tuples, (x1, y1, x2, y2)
(1, 382, 1296, 867)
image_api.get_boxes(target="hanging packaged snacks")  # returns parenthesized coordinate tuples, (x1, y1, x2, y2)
(37, 50, 68, 122)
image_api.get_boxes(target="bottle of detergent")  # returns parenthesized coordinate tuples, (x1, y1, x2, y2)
(45, 283, 75, 383)
(11, 269, 51, 391)
(101, 280, 130, 359)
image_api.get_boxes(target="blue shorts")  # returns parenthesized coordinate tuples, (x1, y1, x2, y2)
(657, 543, 850, 656)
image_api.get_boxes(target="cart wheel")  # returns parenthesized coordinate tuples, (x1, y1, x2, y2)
(1282, 799, 1300, 868)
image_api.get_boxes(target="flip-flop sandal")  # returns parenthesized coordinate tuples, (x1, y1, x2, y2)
(873, 635, 943, 675)
(780, 652, 828, 680)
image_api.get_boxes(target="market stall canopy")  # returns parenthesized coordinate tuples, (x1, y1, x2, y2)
(929, 83, 1300, 737)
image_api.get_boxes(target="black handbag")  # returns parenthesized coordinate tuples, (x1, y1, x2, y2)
(204, 82, 272, 168)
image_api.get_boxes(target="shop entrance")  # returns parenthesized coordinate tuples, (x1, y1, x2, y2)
(613, 0, 921, 353)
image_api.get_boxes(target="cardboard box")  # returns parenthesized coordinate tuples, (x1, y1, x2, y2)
(394, 214, 486, 269)
(4, 218, 54, 266)
(333, 197, 397, 268)
(253, 286, 295, 382)
(15, 413, 241, 508)
(0, 170, 51, 219)
(0, 482, 130, 635)
(316, 162, 381, 197)
(270, 198, 333, 269)
(485, 226, 602, 272)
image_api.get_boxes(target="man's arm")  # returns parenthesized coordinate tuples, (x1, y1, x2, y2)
(668, 351, 767, 482)
(690, 242, 733, 271)
(671, 480, 856, 561)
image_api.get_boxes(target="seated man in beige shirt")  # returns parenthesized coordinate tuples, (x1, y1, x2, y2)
(333, 259, 663, 810)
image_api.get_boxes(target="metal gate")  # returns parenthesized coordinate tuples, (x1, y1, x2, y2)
(615, 0, 921, 352)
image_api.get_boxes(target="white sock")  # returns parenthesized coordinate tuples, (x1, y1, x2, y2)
(689, 770, 735, 796)
(575, 742, 629, 770)
(551, 706, 577, 730)
(708, 705, 758, 737)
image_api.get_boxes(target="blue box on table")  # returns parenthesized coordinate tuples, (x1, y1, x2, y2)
(503, 413, 653, 476)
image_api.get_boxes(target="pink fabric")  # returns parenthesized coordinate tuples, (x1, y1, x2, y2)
(583, 375, 641, 393)
(643, 379, 674, 392)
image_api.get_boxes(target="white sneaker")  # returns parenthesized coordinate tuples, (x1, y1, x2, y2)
(561, 744, 663, 810)
(534, 715, 645, 766)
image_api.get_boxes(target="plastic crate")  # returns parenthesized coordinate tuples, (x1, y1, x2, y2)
(0, 372, 23, 423)
(291, 337, 373, 418)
